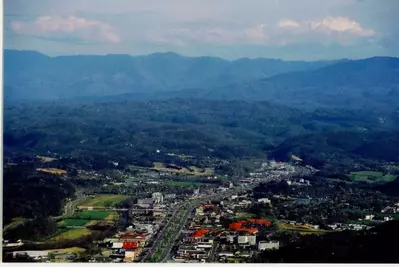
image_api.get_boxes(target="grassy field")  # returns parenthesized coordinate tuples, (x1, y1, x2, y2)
(152, 162, 214, 176)
(349, 171, 396, 183)
(74, 210, 110, 220)
(57, 219, 89, 227)
(280, 223, 326, 234)
(235, 212, 256, 220)
(48, 228, 91, 242)
(104, 212, 118, 221)
(36, 168, 67, 175)
(79, 195, 129, 207)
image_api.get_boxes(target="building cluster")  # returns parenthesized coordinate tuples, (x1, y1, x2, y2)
(173, 196, 280, 263)
(102, 231, 152, 262)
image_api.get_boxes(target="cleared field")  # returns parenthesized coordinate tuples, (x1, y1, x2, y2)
(49, 229, 91, 241)
(280, 223, 324, 233)
(104, 212, 118, 221)
(37, 155, 57, 163)
(235, 212, 256, 220)
(36, 168, 67, 175)
(58, 219, 89, 227)
(79, 195, 129, 207)
(349, 171, 396, 183)
(152, 162, 214, 176)
(74, 211, 110, 220)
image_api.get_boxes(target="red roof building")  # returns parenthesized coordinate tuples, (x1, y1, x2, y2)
(247, 219, 272, 226)
(191, 229, 210, 238)
(122, 242, 138, 249)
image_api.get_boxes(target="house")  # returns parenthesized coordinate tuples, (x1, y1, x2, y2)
(365, 214, 375, 220)
(152, 192, 163, 204)
(258, 241, 280, 251)
(257, 198, 271, 204)
(137, 198, 154, 205)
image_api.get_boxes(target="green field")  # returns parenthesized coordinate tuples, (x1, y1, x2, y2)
(235, 212, 256, 220)
(58, 219, 89, 227)
(152, 162, 214, 176)
(349, 171, 396, 183)
(79, 195, 129, 207)
(74, 211, 110, 220)
(49, 229, 91, 241)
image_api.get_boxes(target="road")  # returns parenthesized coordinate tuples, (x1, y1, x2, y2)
(146, 188, 245, 263)
(140, 203, 184, 262)
(4, 190, 86, 238)
(53, 190, 86, 220)
(157, 177, 283, 262)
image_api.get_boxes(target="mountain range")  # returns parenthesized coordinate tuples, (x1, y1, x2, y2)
(5, 50, 399, 113)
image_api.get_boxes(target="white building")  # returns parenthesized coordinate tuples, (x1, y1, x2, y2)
(258, 241, 280, 251)
(138, 198, 154, 205)
(258, 198, 271, 204)
(247, 235, 257, 246)
(238, 236, 249, 244)
(365, 214, 375, 220)
(152, 192, 163, 204)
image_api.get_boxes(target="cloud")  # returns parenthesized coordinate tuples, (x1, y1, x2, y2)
(277, 17, 375, 41)
(10, 16, 121, 43)
(146, 16, 374, 47)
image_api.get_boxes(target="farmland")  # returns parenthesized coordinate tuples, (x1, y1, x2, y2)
(57, 219, 90, 227)
(36, 168, 67, 175)
(74, 211, 110, 220)
(47, 228, 91, 242)
(280, 223, 326, 234)
(349, 171, 396, 183)
(78, 195, 129, 207)
(152, 162, 214, 176)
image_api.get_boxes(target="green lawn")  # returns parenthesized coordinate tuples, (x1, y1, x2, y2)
(49, 228, 91, 241)
(79, 195, 129, 207)
(349, 171, 396, 183)
(235, 212, 256, 220)
(58, 219, 89, 227)
(73, 211, 110, 220)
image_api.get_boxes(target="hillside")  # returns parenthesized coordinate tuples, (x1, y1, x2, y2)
(178, 56, 399, 111)
(4, 99, 399, 170)
(4, 50, 331, 101)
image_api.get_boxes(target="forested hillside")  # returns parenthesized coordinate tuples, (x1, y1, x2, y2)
(4, 99, 399, 171)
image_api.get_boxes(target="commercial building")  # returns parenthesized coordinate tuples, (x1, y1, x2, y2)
(258, 241, 280, 251)
(152, 192, 163, 204)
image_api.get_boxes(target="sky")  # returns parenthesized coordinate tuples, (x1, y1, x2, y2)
(3, 0, 399, 60)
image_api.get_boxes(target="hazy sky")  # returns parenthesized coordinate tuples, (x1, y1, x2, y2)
(4, 0, 399, 60)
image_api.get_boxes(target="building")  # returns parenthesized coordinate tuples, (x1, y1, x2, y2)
(365, 214, 375, 220)
(258, 241, 280, 251)
(164, 194, 176, 200)
(137, 198, 154, 205)
(152, 192, 163, 204)
(12, 251, 49, 261)
(257, 198, 271, 204)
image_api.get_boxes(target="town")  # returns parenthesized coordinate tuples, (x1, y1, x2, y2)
(4, 155, 399, 263)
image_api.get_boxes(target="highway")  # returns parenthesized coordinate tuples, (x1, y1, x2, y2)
(143, 186, 248, 263)
(156, 178, 279, 263)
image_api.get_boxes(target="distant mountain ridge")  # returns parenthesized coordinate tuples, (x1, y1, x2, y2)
(4, 50, 399, 113)
(4, 49, 336, 101)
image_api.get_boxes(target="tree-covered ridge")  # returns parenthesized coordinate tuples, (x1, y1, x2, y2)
(4, 49, 332, 101)
(4, 99, 399, 170)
